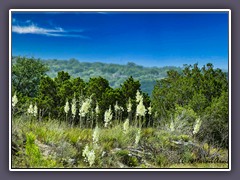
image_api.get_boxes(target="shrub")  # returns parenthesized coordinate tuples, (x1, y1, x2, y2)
(116, 150, 139, 167)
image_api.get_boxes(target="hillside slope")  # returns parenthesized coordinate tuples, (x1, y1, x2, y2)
(42, 58, 182, 95)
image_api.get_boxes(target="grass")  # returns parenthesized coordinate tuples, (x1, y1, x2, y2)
(12, 116, 229, 169)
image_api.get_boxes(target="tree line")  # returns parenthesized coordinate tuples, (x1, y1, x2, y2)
(12, 56, 183, 95)
(12, 57, 229, 148)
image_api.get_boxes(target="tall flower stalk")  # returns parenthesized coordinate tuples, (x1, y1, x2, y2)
(127, 98, 132, 124)
(95, 102, 100, 127)
(193, 118, 202, 135)
(64, 99, 70, 123)
(123, 118, 129, 134)
(82, 145, 95, 167)
(71, 96, 77, 127)
(92, 126, 100, 146)
(27, 103, 34, 115)
(27, 103, 37, 123)
(104, 106, 113, 128)
(33, 103, 38, 118)
(136, 91, 146, 128)
(135, 128, 141, 146)
(79, 98, 91, 128)
(12, 92, 18, 115)
(114, 101, 120, 125)
(147, 104, 152, 127)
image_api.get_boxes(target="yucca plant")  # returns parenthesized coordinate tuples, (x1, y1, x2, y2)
(127, 98, 132, 123)
(136, 93, 146, 128)
(82, 144, 96, 167)
(64, 99, 70, 123)
(12, 92, 18, 115)
(95, 102, 100, 127)
(71, 96, 77, 127)
(79, 98, 91, 128)
(104, 105, 113, 128)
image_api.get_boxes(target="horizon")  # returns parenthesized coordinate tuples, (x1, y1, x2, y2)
(11, 11, 229, 69)
(12, 56, 228, 71)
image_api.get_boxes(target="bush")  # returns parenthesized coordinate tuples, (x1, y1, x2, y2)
(116, 150, 139, 167)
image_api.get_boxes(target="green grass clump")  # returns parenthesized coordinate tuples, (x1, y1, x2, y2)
(116, 150, 139, 167)
(24, 132, 61, 168)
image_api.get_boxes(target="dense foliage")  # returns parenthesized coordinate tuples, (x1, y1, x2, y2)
(11, 57, 229, 168)
(152, 63, 229, 148)
(12, 57, 183, 95)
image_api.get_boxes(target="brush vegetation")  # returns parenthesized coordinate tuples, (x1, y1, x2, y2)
(11, 57, 229, 169)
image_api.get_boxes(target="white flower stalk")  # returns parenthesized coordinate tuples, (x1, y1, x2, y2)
(87, 150, 95, 167)
(33, 104, 38, 117)
(136, 90, 143, 103)
(104, 106, 113, 127)
(95, 102, 100, 115)
(119, 106, 124, 112)
(12, 93, 18, 107)
(79, 98, 91, 117)
(170, 121, 175, 132)
(27, 103, 34, 115)
(135, 129, 141, 146)
(114, 101, 120, 112)
(193, 118, 202, 135)
(64, 100, 70, 114)
(82, 145, 95, 167)
(136, 99, 146, 117)
(127, 98, 132, 113)
(82, 145, 89, 159)
(71, 96, 77, 118)
(148, 105, 152, 115)
(93, 126, 100, 144)
(123, 118, 129, 134)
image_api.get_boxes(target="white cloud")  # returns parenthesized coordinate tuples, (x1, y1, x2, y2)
(97, 12, 109, 14)
(12, 24, 88, 38)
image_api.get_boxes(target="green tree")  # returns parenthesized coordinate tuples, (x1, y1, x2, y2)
(71, 77, 86, 97)
(198, 91, 229, 148)
(86, 76, 110, 102)
(121, 76, 141, 102)
(37, 76, 58, 119)
(12, 56, 49, 97)
(152, 63, 228, 126)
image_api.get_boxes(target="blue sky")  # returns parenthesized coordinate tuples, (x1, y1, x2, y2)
(11, 11, 229, 69)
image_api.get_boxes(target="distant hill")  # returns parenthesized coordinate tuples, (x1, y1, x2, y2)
(41, 58, 182, 95)
(12, 57, 228, 95)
